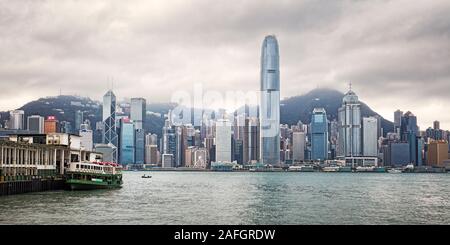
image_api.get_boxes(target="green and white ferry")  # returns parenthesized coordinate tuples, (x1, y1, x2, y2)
(65, 161, 123, 190)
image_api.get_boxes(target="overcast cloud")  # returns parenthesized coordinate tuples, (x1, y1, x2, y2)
(0, 0, 449, 129)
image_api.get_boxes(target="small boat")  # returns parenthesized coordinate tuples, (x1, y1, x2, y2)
(388, 169, 402, 174)
(322, 166, 339, 172)
(141, 174, 152, 178)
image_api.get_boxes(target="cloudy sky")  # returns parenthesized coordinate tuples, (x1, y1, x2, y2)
(0, 0, 449, 129)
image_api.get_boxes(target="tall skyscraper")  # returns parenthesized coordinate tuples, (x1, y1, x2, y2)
(394, 110, 403, 133)
(135, 128, 145, 164)
(27, 115, 44, 133)
(215, 119, 232, 162)
(292, 131, 306, 161)
(162, 119, 176, 166)
(433, 120, 440, 130)
(337, 87, 362, 158)
(8, 110, 24, 130)
(102, 90, 118, 163)
(310, 108, 328, 161)
(130, 98, 146, 130)
(119, 117, 135, 165)
(259, 35, 280, 166)
(175, 126, 185, 167)
(74, 110, 84, 132)
(400, 111, 421, 165)
(248, 117, 260, 162)
(362, 117, 378, 157)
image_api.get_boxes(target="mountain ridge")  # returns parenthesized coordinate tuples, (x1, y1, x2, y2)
(0, 88, 394, 139)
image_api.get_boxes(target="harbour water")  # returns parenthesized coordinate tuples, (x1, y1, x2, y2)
(1, 171, 449, 225)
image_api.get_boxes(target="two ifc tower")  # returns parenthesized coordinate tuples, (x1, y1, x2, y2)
(260, 35, 281, 166)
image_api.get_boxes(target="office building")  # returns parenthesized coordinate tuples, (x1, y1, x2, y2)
(337, 87, 362, 158)
(394, 110, 403, 133)
(433, 120, 440, 130)
(27, 115, 44, 134)
(145, 145, 158, 165)
(248, 117, 260, 162)
(135, 128, 145, 164)
(145, 133, 158, 146)
(102, 90, 118, 162)
(362, 117, 378, 157)
(215, 119, 232, 162)
(119, 118, 135, 165)
(162, 154, 174, 168)
(292, 131, 306, 162)
(44, 116, 59, 134)
(310, 108, 328, 161)
(8, 110, 25, 130)
(259, 35, 281, 166)
(400, 111, 421, 165)
(389, 142, 411, 167)
(75, 110, 83, 131)
(130, 98, 146, 130)
(427, 141, 449, 167)
(193, 148, 208, 169)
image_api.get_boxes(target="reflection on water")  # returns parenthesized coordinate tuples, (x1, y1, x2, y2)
(0, 172, 449, 224)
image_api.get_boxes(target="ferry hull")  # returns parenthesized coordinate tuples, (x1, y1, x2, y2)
(65, 178, 122, 190)
(67, 182, 122, 191)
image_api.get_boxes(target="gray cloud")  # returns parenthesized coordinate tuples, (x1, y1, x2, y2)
(0, 0, 449, 129)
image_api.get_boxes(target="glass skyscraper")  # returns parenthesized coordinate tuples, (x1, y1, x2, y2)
(311, 108, 328, 161)
(259, 35, 280, 166)
(119, 118, 135, 165)
(102, 90, 118, 163)
(135, 129, 145, 164)
(337, 88, 362, 158)
(130, 98, 146, 130)
(400, 111, 421, 165)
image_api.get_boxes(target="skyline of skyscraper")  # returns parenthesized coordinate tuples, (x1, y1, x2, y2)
(259, 35, 281, 166)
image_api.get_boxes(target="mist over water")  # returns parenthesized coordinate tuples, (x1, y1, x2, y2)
(1, 172, 449, 225)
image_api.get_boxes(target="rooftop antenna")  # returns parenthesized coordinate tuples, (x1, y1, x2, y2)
(349, 81, 352, 91)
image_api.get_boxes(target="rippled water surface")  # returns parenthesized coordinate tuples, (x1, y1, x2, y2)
(1, 172, 449, 224)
